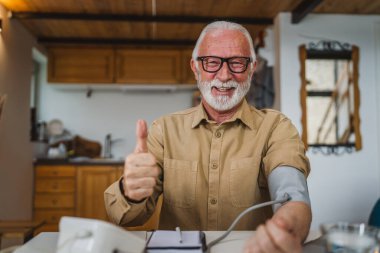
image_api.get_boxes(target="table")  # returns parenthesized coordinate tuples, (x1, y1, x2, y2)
(14, 231, 325, 253)
(0, 220, 44, 250)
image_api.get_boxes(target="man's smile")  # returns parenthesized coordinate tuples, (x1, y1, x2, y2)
(211, 86, 236, 96)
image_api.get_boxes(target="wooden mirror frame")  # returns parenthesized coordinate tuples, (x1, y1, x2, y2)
(299, 42, 362, 151)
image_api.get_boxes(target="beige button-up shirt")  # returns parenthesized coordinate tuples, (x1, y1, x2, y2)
(104, 100, 310, 231)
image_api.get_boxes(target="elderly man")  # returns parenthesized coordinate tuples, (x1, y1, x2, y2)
(104, 21, 311, 253)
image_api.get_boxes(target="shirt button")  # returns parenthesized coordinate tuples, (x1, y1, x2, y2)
(210, 198, 217, 205)
(215, 131, 221, 138)
(211, 163, 218, 170)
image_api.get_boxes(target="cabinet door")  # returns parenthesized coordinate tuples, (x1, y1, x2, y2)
(48, 47, 115, 83)
(116, 49, 181, 84)
(181, 49, 197, 84)
(76, 166, 120, 221)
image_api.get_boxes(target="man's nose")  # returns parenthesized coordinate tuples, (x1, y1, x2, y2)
(216, 62, 233, 82)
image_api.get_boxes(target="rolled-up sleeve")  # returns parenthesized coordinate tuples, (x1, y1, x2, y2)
(262, 117, 310, 178)
(104, 177, 152, 226)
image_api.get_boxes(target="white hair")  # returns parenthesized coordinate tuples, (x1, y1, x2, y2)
(192, 21, 256, 64)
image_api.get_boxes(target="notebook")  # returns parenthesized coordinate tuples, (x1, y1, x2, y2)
(146, 230, 206, 252)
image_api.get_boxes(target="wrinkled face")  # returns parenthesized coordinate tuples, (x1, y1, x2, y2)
(192, 30, 255, 112)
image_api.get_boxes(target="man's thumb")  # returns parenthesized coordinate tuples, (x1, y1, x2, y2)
(134, 119, 148, 153)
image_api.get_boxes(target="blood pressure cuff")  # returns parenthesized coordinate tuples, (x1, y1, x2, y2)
(268, 166, 311, 212)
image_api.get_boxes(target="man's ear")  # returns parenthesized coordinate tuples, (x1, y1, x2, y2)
(250, 61, 257, 79)
(190, 59, 199, 81)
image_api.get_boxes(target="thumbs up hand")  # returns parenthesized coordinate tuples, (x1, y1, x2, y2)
(123, 120, 160, 201)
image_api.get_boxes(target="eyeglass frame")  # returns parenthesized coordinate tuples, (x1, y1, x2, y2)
(196, 56, 252, 73)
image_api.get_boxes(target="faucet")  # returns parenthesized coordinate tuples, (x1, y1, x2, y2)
(103, 134, 113, 158)
(103, 134, 123, 159)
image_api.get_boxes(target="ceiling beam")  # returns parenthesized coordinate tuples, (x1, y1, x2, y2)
(11, 12, 273, 25)
(291, 0, 323, 24)
(38, 37, 196, 46)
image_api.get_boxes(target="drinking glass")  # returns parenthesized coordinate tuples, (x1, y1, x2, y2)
(321, 222, 380, 253)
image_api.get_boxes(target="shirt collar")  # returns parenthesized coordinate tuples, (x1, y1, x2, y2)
(191, 99, 255, 130)
(191, 103, 208, 128)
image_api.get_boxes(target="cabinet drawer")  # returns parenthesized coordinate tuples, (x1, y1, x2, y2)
(36, 166, 75, 178)
(35, 179, 75, 193)
(34, 194, 75, 208)
(34, 209, 75, 224)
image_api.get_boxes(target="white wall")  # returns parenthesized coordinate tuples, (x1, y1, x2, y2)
(0, 4, 37, 219)
(275, 13, 380, 229)
(259, 27, 275, 67)
(37, 67, 195, 159)
(375, 22, 380, 196)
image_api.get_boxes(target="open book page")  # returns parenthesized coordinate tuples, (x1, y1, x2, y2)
(147, 230, 205, 252)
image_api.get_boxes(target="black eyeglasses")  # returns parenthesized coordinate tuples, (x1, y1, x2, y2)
(196, 56, 252, 73)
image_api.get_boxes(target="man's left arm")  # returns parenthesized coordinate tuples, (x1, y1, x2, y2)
(244, 166, 312, 253)
(244, 201, 311, 253)
(267, 166, 312, 242)
(272, 200, 312, 243)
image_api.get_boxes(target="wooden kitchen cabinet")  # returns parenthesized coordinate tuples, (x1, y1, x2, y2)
(47, 47, 115, 83)
(33, 164, 161, 233)
(33, 165, 76, 233)
(47, 46, 195, 85)
(181, 49, 196, 84)
(76, 166, 122, 220)
(115, 49, 182, 84)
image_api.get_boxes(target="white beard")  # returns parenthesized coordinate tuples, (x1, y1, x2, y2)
(197, 77, 251, 112)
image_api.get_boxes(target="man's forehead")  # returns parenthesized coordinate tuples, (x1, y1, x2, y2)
(199, 30, 250, 55)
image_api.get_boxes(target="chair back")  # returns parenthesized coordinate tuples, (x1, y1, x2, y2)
(369, 198, 380, 228)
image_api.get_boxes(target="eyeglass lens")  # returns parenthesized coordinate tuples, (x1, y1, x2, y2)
(200, 56, 250, 73)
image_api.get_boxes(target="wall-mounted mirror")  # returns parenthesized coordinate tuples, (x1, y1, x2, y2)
(299, 41, 362, 154)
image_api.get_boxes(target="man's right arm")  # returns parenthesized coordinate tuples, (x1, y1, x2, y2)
(104, 119, 162, 226)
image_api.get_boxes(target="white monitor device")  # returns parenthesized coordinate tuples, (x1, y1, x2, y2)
(57, 216, 146, 253)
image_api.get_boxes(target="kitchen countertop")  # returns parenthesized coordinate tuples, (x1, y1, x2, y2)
(34, 157, 124, 166)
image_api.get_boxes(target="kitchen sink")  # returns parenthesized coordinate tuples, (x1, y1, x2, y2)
(69, 157, 124, 164)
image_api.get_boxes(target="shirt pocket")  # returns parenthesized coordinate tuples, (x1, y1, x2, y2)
(163, 158, 198, 208)
(229, 156, 261, 207)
